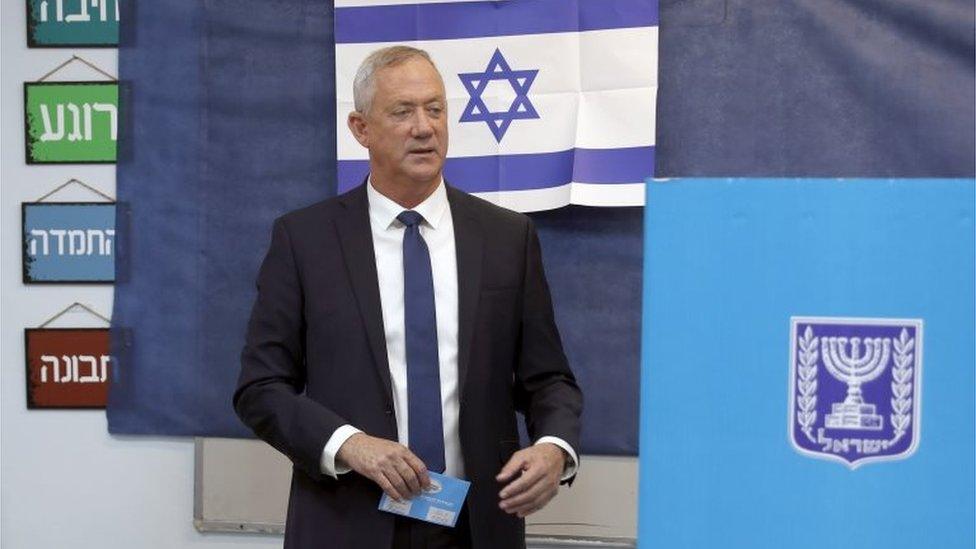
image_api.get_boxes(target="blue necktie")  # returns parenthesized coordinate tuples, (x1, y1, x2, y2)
(397, 210, 446, 473)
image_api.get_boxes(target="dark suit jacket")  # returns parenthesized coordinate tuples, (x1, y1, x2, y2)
(234, 183, 583, 549)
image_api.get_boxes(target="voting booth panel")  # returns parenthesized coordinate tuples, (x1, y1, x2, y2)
(638, 179, 975, 549)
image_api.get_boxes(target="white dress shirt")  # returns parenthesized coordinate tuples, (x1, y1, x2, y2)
(320, 179, 578, 480)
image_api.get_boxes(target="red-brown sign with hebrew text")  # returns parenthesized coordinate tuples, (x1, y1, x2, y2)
(25, 328, 110, 408)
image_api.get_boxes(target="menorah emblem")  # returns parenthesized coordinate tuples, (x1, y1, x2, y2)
(821, 336, 891, 430)
(791, 317, 923, 468)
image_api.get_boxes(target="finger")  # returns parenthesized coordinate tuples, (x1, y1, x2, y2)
(506, 483, 558, 516)
(393, 460, 422, 495)
(402, 450, 430, 488)
(499, 461, 545, 499)
(375, 472, 404, 502)
(500, 479, 548, 512)
(501, 470, 555, 510)
(515, 489, 559, 518)
(496, 452, 528, 482)
(381, 469, 409, 502)
(516, 495, 553, 518)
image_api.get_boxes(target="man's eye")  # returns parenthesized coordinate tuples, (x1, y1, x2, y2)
(427, 106, 443, 116)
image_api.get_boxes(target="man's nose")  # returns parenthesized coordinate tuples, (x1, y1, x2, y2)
(411, 108, 434, 137)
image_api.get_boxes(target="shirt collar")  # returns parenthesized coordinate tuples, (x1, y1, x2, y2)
(366, 176, 448, 231)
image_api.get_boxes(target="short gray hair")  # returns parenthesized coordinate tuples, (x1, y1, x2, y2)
(352, 46, 438, 114)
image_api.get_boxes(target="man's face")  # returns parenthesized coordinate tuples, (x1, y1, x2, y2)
(351, 57, 449, 186)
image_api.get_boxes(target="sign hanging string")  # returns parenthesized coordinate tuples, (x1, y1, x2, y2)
(38, 302, 112, 329)
(36, 55, 117, 83)
(35, 178, 115, 203)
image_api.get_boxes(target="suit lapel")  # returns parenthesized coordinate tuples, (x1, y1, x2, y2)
(447, 185, 483, 405)
(334, 184, 394, 407)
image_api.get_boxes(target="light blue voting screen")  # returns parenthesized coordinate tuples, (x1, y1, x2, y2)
(638, 179, 974, 549)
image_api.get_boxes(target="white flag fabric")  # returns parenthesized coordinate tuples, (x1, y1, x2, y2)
(335, 0, 658, 212)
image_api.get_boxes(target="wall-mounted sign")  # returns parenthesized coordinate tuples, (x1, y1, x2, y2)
(27, 0, 120, 47)
(24, 328, 111, 408)
(24, 82, 118, 164)
(23, 202, 115, 283)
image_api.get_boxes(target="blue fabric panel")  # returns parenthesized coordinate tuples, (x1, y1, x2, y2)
(108, 0, 336, 436)
(656, 0, 975, 177)
(531, 207, 643, 454)
(638, 178, 975, 548)
(108, 0, 209, 433)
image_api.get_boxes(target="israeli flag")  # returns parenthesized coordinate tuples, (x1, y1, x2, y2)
(335, 0, 658, 212)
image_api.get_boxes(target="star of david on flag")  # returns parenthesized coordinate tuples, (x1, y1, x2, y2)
(458, 49, 540, 142)
(334, 0, 658, 212)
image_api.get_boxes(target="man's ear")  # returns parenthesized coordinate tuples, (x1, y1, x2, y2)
(348, 112, 369, 148)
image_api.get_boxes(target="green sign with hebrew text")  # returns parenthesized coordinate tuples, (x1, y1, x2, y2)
(25, 82, 118, 164)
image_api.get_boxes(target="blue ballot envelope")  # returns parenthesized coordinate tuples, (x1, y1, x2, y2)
(378, 472, 470, 527)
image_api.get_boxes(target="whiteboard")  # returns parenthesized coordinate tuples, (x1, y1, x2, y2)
(194, 438, 636, 547)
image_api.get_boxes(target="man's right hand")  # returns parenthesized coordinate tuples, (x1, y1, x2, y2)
(336, 433, 430, 501)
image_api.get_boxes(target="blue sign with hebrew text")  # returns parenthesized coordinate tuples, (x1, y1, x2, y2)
(23, 202, 115, 283)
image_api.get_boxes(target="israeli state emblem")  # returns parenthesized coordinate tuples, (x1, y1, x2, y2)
(789, 317, 923, 468)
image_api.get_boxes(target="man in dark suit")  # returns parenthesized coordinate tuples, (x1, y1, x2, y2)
(234, 45, 582, 549)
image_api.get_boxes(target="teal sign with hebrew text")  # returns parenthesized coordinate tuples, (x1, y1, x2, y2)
(27, 0, 119, 47)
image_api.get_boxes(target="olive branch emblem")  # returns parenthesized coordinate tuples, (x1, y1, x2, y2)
(889, 328, 915, 444)
(795, 326, 819, 443)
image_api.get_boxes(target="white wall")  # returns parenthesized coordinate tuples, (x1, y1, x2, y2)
(0, 8, 282, 549)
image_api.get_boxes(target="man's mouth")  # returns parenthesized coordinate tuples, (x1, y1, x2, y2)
(408, 148, 435, 155)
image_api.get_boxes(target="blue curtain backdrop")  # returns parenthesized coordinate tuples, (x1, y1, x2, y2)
(656, 0, 975, 177)
(109, 0, 339, 436)
(108, 0, 973, 456)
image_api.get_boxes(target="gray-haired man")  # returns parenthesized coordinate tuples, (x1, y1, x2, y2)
(235, 46, 582, 549)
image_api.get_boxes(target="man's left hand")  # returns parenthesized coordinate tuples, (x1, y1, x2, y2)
(496, 443, 566, 517)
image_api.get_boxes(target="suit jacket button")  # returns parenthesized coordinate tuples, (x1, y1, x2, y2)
(384, 409, 393, 415)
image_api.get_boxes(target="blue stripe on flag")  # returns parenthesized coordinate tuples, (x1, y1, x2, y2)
(335, 0, 658, 44)
(337, 146, 654, 193)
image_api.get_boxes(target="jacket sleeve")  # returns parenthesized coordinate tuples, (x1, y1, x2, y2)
(513, 217, 584, 470)
(233, 217, 348, 482)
